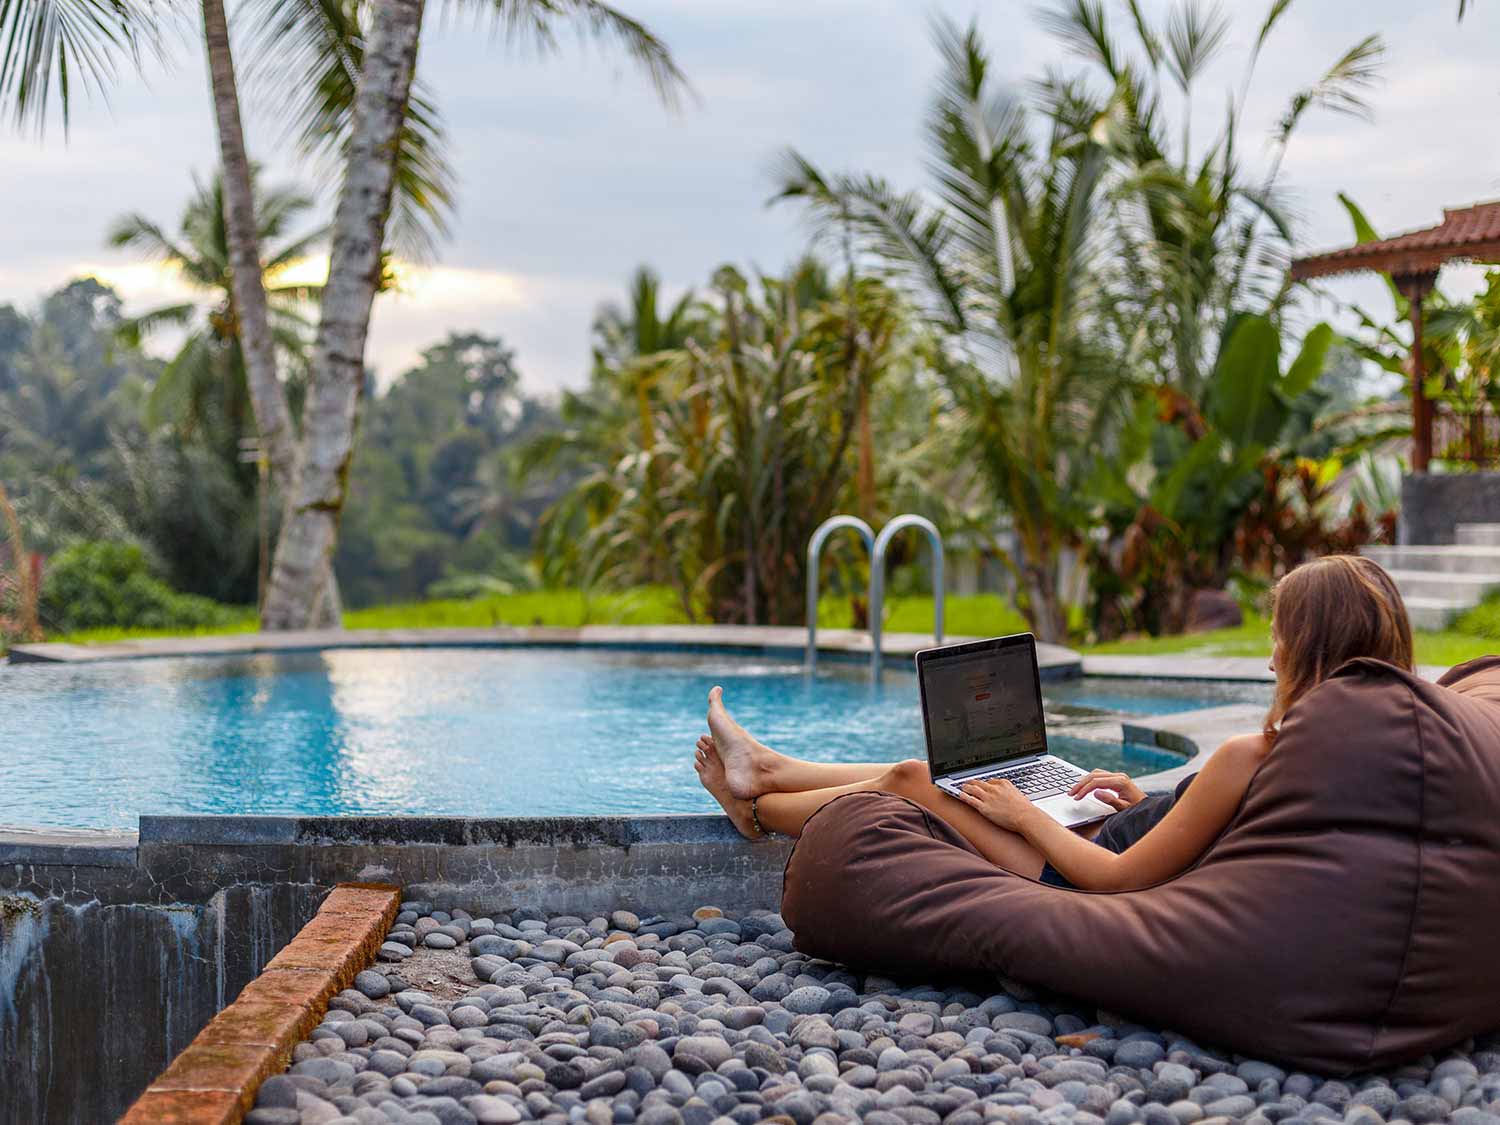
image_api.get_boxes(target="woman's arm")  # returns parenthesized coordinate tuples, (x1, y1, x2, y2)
(951, 733, 1270, 892)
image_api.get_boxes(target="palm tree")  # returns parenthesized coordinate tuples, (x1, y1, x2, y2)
(248, 0, 689, 629)
(775, 17, 1134, 641)
(107, 171, 322, 463)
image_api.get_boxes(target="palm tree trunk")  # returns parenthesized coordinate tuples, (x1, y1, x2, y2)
(260, 0, 424, 631)
(201, 0, 293, 485)
(201, 0, 342, 628)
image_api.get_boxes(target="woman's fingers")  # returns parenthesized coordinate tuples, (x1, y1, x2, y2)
(1070, 770, 1128, 797)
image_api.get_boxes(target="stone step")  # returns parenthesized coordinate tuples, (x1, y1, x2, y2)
(1363, 544, 1500, 574)
(1456, 523, 1500, 547)
(1387, 568, 1500, 604)
(1401, 596, 1474, 632)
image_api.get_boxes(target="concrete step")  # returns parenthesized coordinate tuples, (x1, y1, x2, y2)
(1456, 523, 1500, 547)
(1401, 595, 1474, 631)
(1387, 568, 1500, 604)
(1363, 544, 1500, 574)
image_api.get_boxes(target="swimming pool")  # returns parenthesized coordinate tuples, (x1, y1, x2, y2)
(0, 648, 1271, 829)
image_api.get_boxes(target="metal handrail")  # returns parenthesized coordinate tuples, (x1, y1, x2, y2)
(804, 515, 875, 671)
(869, 514, 944, 678)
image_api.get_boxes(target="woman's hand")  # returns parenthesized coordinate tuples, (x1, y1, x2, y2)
(951, 777, 1038, 832)
(1068, 769, 1145, 810)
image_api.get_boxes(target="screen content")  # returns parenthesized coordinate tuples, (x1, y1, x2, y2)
(922, 644, 1046, 776)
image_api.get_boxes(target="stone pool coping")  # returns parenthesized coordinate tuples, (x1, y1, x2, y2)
(118, 882, 400, 1124)
(4, 623, 1082, 675)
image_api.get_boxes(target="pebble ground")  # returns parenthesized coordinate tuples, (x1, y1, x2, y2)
(246, 903, 1500, 1125)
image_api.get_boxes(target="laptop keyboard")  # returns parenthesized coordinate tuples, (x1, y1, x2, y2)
(966, 760, 1083, 799)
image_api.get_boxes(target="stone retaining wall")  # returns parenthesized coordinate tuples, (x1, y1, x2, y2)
(0, 816, 791, 1124)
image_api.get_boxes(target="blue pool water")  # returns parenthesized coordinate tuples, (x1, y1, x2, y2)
(0, 648, 1270, 829)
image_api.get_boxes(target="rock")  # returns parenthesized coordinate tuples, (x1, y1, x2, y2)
(462, 1095, 522, 1124)
(1115, 1040, 1166, 1069)
(292, 1058, 356, 1084)
(1185, 588, 1242, 633)
(424, 932, 457, 950)
(1396, 1095, 1452, 1123)
(674, 1035, 733, 1070)
(469, 935, 526, 960)
(256, 1075, 302, 1109)
(1203, 1096, 1256, 1118)
(992, 1011, 1054, 1037)
(782, 986, 831, 1015)
(353, 970, 391, 1000)
(1239, 1061, 1286, 1087)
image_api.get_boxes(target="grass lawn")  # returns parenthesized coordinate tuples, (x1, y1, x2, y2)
(32, 587, 1498, 667)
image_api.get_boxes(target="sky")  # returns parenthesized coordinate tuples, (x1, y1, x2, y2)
(1, 0, 1497, 395)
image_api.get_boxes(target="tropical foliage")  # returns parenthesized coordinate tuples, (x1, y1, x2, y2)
(531, 259, 949, 626)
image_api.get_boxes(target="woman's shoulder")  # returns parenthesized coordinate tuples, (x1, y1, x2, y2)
(1211, 732, 1273, 770)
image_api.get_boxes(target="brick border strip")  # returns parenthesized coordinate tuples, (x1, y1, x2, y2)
(119, 883, 400, 1124)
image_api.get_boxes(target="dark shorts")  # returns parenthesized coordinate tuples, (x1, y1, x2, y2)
(1034, 775, 1196, 889)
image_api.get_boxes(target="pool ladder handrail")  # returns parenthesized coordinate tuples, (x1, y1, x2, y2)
(869, 514, 944, 678)
(804, 513, 945, 677)
(804, 515, 875, 672)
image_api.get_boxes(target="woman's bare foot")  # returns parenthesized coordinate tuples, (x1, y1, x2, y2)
(695, 735, 763, 839)
(706, 685, 783, 799)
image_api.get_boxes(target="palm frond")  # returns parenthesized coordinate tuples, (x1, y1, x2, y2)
(105, 213, 194, 265)
(469, 0, 691, 111)
(1163, 0, 1230, 95)
(1039, 0, 1119, 77)
(1124, 0, 1161, 70)
(1276, 33, 1385, 143)
(0, 0, 149, 131)
(116, 301, 195, 347)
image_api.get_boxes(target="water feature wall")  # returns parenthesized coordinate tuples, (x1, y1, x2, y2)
(0, 815, 789, 1124)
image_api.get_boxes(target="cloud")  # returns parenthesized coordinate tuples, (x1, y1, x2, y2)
(3, 0, 1500, 394)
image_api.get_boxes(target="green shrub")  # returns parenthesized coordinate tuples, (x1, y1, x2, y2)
(1454, 595, 1500, 640)
(41, 541, 235, 633)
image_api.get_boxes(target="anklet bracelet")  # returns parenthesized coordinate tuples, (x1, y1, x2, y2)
(751, 797, 769, 837)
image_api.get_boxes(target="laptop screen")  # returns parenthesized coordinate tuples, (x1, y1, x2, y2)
(919, 639, 1047, 777)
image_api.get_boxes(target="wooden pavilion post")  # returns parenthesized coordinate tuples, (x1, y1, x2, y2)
(1396, 271, 1439, 473)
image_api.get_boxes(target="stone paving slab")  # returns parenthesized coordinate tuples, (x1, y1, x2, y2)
(119, 883, 401, 1125)
(1084, 654, 1451, 682)
(0, 823, 138, 867)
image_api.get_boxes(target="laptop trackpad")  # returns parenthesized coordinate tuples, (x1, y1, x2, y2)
(1035, 792, 1116, 828)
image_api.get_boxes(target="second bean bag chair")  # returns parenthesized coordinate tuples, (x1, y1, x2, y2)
(781, 656, 1500, 1075)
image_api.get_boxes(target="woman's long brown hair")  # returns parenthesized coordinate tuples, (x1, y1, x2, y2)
(1265, 554, 1414, 737)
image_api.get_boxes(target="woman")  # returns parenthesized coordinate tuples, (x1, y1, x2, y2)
(695, 554, 1414, 892)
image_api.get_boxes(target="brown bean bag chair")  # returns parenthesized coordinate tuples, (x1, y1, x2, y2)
(781, 656, 1500, 1075)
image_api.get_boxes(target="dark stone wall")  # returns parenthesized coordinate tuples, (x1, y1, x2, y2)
(1400, 472, 1500, 544)
(0, 815, 791, 1124)
(0, 884, 324, 1125)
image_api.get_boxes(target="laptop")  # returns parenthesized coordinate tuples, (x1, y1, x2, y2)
(916, 633, 1116, 829)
